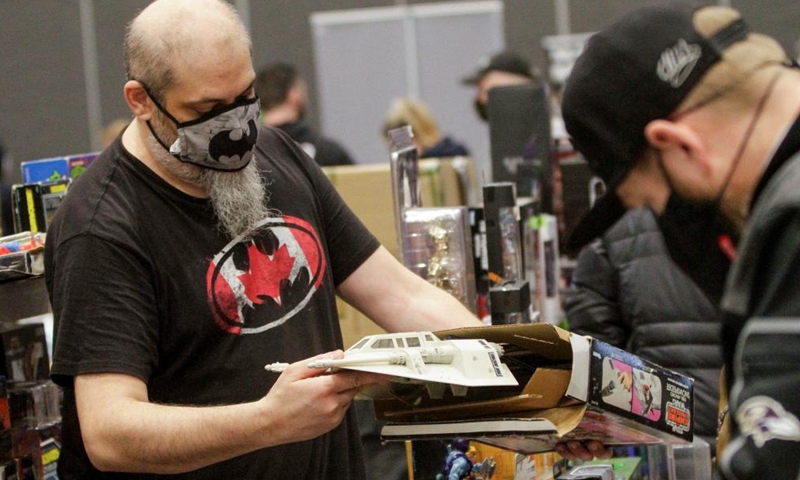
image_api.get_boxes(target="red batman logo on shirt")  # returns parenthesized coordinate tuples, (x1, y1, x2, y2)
(240, 243, 294, 306)
(206, 215, 326, 335)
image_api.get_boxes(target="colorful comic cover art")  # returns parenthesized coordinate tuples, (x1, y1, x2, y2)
(67, 152, 99, 180)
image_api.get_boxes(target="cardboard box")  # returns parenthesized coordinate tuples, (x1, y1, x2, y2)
(377, 323, 694, 453)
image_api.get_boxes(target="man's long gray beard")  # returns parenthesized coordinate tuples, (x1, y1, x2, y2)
(206, 162, 272, 240)
(146, 135, 272, 239)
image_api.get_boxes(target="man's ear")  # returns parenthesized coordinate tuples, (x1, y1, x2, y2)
(644, 119, 711, 175)
(124, 80, 154, 120)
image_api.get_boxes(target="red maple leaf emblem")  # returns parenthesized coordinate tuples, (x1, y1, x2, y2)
(238, 242, 295, 306)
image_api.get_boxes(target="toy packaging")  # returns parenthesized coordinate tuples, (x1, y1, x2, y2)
(378, 324, 694, 453)
(0, 232, 45, 282)
(402, 207, 477, 314)
(66, 152, 99, 180)
(20, 158, 68, 185)
(0, 324, 50, 384)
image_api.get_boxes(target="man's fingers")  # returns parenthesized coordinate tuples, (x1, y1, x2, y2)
(284, 350, 344, 380)
(333, 371, 390, 394)
(567, 440, 595, 461)
(586, 440, 613, 459)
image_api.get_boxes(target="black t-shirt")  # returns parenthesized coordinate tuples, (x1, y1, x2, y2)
(44, 126, 380, 479)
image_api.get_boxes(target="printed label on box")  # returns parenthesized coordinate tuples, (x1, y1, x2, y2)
(588, 340, 694, 442)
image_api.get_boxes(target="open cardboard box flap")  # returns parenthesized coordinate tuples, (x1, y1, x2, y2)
(371, 324, 588, 421)
(375, 323, 694, 453)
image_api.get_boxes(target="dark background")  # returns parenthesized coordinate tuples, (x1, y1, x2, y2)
(1, 0, 797, 184)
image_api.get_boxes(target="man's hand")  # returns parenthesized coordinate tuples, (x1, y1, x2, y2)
(260, 350, 389, 445)
(555, 440, 613, 461)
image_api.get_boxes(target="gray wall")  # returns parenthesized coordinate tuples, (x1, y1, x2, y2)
(0, 0, 797, 184)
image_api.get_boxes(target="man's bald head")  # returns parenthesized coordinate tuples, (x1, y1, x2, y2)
(124, 0, 252, 101)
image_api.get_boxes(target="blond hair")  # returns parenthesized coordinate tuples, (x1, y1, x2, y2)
(676, 6, 790, 115)
(382, 97, 442, 151)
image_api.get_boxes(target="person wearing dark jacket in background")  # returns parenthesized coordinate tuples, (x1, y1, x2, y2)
(255, 62, 355, 167)
(565, 207, 722, 451)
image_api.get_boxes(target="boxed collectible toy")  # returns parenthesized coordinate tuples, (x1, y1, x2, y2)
(12, 181, 69, 234)
(0, 324, 50, 384)
(0, 232, 45, 282)
(377, 323, 693, 453)
(401, 207, 477, 314)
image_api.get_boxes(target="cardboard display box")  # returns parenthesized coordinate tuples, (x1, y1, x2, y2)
(376, 323, 693, 453)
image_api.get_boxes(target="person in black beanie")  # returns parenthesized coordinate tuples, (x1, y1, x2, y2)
(560, 3, 800, 478)
(461, 51, 538, 122)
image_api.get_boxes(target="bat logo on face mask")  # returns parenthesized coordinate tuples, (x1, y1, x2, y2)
(208, 118, 258, 165)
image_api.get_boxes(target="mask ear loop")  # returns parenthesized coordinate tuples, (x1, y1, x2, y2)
(136, 80, 181, 125)
(133, 80, 183, 156)
(710, 69, 782, 206)
(657, 69, 783, 206)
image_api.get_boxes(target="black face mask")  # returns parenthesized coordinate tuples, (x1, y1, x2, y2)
(473, 98, 488, 122)
(655, 193, 735, 304)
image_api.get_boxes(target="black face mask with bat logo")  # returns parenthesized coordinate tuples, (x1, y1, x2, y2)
(142, 82, 261, 172)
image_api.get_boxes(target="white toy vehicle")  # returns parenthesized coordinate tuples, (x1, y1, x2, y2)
(308, 331, 518, 398)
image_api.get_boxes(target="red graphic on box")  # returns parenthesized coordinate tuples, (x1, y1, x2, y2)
(666, 401, 691, 434)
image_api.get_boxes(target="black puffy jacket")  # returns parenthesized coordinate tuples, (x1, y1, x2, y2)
(565, 207, 722, 448)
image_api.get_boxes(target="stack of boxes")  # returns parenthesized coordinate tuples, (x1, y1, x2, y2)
(0, 323, 60, 479)
(11, 153, 97, 236)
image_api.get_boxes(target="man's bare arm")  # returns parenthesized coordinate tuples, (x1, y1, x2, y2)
(337, 246, 483, 333)
(74, 351, 382, 474)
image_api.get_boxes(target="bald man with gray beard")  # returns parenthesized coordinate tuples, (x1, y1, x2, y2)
(44, 1, 483, 478)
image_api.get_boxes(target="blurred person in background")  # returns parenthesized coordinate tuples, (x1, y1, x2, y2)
(101, 118, 131, 149)
(256, 61, 355, 166)
(382, 97, 470, 158)
(461, 51, 539, 123)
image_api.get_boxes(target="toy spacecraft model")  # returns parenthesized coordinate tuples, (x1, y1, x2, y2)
(309, 332, 518, 398)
